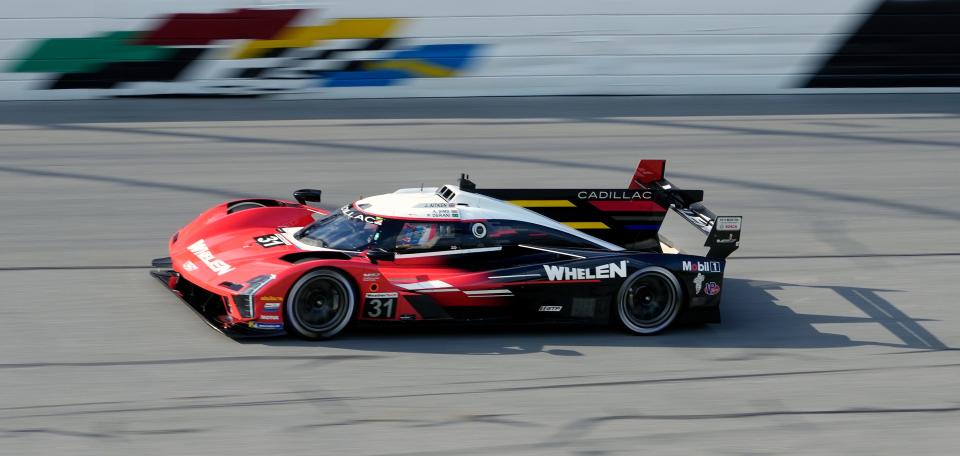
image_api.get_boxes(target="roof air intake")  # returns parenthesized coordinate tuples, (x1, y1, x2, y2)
(436, 185, 457, 201)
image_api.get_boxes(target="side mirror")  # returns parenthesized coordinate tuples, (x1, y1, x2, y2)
(366, 248, 395, 263)
(293, 189, 323, 206)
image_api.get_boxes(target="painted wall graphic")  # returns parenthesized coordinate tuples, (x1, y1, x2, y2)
(3, 0, 960, 100)
(8, 8, 483, 96)
(806, 0, 960, 88)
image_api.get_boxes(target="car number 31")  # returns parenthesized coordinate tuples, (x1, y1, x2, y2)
(364, 293, 398, 319)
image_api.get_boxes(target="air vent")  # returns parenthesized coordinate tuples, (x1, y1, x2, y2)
(280, 252, 355, 263)
(218, 281, 244, 291)
(436, 185, 457, 202)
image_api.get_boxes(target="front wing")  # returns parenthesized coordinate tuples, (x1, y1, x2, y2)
(150, 258, 285, 338)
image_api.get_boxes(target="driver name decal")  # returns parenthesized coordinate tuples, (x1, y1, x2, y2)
(543, 261, 627, 281)
(187, 239, 235, 276)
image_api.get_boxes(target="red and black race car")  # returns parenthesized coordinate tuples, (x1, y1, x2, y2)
(151, 160, 741, 339)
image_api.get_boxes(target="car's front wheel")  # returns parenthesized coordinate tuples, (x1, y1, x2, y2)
(615, 267, 682, 335)
(285, 269, 357, 340)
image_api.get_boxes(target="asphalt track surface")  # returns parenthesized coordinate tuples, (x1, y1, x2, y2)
(1, 95, 959, 455)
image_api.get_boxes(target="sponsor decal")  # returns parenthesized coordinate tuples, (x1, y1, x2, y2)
(341, 206, 384, 225)
(263, 302, 280, 312)
(261, 296, 283, 302)
(254, 234, 289, 248)
(539, 305, 562, 312)
(471, 222, 487, 238)
(715, 216, 742, 232)
(365, 292, 399, 299)
(399, 314, 417, 321)
(182, 260, 198, 272)
(682, 261, 722, 273)
(704, 282, 721, 296)
(249, 322, 283, 330)
(543, 260, 627, 281)
(714, 234, 739, 245)
(187, 239, 235, 276)
(259, 315, 280, 321)
(364, 292, 398, 319)
(577, 191, 652, 200)
(362, 272, 381, 282)
(693, 273, 704, 295)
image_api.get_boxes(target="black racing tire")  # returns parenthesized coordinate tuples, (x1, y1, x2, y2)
(284, 269, 357, 340)
(615, 266, 682, 335)
(227, 201, 267, 214)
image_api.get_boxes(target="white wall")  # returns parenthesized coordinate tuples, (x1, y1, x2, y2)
(0, 0, 946, 100)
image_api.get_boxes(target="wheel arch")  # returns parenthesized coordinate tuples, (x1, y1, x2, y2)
(283, 266, 362, 339)
(615, 264, 684, 335)
(285, 265, 361, 304)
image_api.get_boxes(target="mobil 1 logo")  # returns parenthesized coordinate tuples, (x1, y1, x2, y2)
(364, 292, 398, 320)
(682, 260, 722, 273)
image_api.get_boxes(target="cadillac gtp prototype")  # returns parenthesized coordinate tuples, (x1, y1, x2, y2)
(151, 160, 741, 339)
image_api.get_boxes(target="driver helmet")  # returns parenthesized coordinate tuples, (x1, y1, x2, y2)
(397, 223, 439, 249)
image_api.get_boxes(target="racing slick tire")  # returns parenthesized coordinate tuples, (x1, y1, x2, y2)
(615, 266, 682, 335)
(285, 269, 358, 340)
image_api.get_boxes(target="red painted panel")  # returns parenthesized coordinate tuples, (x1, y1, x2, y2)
(588, 200, 666, 212)
(138, 8, 302, 45)
(630, 159, 665, 188)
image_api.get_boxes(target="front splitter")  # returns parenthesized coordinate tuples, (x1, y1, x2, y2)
(149, 266, 286, 339)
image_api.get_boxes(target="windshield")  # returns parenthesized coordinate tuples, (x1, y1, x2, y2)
(295, 207, 383, 251)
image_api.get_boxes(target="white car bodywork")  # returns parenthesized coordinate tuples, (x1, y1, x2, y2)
(354, 185, 625, 251)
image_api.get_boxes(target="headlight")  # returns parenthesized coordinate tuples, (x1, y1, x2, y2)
(233, 274, 275, 318)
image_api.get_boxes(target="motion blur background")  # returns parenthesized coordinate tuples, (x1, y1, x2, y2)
(1, 1, 959, 455)
(3, 0, 959, 98)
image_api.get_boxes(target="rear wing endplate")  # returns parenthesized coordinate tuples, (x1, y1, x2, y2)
(631, 160, 742, 259)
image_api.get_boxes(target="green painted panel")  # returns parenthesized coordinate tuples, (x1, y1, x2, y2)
(10, 31, 174, 73)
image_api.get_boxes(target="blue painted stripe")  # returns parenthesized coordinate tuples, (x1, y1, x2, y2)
(625, 224, 662, 231)
(388, 44, 482, 69)
(321, 69, 410, 87)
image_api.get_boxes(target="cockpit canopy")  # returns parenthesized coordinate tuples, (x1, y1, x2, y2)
(295, 205, 605, 253)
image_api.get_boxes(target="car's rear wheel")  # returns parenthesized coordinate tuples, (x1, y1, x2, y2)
(285, 269, 357, 340)
(616, 267, 681, 335)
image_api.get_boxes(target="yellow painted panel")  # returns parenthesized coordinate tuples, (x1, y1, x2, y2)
(564, 222, 610, 229)
(507, 200, 576, 208)
(365, 60, 454, 77)
(233, 18, 402, 59)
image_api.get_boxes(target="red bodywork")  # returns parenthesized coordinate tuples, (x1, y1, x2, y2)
(167, 200, 514, 333)
(157, 159, 737, 336)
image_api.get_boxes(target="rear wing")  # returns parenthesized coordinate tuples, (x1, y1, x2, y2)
(464, 160, 741, 258)
(630, 160, 742, 258)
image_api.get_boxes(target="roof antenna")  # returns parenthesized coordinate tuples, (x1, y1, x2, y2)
(458, 173, 476, 191)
